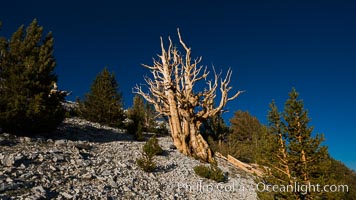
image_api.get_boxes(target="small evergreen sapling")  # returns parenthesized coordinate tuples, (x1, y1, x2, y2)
(143, 135, 163, 156)
(136, 135, 163, 172)
(136, 152, 156, 173)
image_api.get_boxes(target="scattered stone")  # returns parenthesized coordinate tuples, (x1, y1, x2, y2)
(18, 163, 26, 169)
(49, 165, 56, 171)
(53, 154, 64, 162)
(20, 137, 31, 143)
(0, 117, 257, 200)
(60, 192, 73, 199)
(75, 143, 92, 151)
(149, 173, 155, 178)
(0, 182, 20, 193)
(14, 154, 24, 162)
(31, 186, 47, 198)
(5, 178, 13, 183)
(2, 133, 9, 137)
(54, 139, 67, 146)
(31, 186, 45, 194)
(37, 154, 44, 162)
(2, 154, 15, 167)
(82, 173, 92, 179)
(107, 178, 118, 188)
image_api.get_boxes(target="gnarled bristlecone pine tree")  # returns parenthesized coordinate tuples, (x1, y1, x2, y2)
(134, 29, 242, 163)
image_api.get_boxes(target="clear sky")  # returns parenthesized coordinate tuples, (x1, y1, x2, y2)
(1, 0, 355, 170)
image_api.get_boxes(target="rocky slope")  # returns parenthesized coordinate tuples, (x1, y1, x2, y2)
(0, 118, 258, 200)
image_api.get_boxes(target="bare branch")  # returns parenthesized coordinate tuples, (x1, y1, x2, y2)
(135, 29, 242, 162)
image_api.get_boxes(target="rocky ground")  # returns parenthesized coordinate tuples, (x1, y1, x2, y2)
(0, 118, 258, 200)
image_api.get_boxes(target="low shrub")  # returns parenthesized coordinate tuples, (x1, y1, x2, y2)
(143, 135, 163, 156)
(194, 163, 225, 182)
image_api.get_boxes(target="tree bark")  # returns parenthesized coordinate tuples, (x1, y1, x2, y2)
(169, 115, 214, 163)
(189, 125, 214, 163)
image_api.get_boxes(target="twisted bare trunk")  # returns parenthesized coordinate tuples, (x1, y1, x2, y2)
(169, 115, 213, 162)
(189, 122, 214, 162)
(134, 29, 242, 164)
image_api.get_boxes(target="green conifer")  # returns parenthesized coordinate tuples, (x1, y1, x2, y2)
(144, 102, 157, 132)
(264, 88, 330, 200)
(0, 19, 65, 135)
(78, 67, 125, 127)
(127, 95, 145, 140)
(260, 100, 294, 199)
(283, 88, 329, 199)
(201, 112, 230, 154)
(228, 111, 270, 163)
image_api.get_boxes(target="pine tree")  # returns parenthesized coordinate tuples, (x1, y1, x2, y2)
(228, 110, 270, 163)
(264, 88, 330, 200)
(0, 19, 65, 135)
(78, 67, 125, 127)
(202, 112, 228, 141)
(144, 102, 157, 132)
(201, 112, 230, 154)
(127, 95, 145, 140)
(326, 158, 356, 199)
(267, 100, 292, 182)
(261, 100, 294, 199)
(284, 88, 329, 199)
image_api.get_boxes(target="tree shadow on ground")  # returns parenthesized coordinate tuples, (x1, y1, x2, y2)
(48, 120, 134, 143)
(155, 162, 178, 173)
(0, 118, 171, 145)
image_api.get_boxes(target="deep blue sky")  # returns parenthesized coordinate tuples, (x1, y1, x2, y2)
(1, 1, 355, 170)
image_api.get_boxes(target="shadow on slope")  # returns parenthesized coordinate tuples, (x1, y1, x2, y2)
(49, 117, 134, 143)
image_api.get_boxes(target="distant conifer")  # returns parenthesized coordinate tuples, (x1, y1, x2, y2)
(144, 102, 157, 132)
(78, 67, 125, 127)
(201, 112, 230, 154)
(228, 111, 270, 163)
(127, 95, 145, 140)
